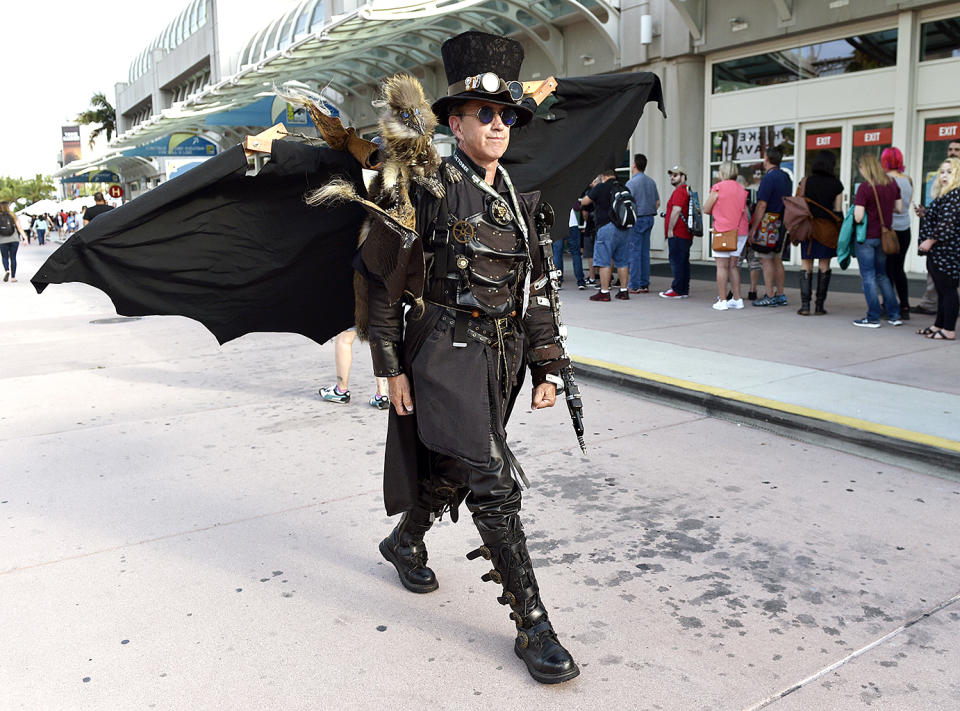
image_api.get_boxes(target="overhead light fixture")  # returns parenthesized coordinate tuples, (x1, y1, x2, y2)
(729, 17, 749, 32)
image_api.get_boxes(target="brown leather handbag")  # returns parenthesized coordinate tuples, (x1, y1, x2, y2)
(712, 228, 737, 252)
(870, 183, 899, 255)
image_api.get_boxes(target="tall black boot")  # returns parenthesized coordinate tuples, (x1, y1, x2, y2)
(814, 269, 832, 315)
(379, 507, 439, 593)
(467, 519, 579, 684)
(797, 271, 813, 316)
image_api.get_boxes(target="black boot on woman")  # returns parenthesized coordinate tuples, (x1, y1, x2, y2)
(797, 271, 813, 315)
(814, 269, 832, 315)
(468, 519, 579, 684)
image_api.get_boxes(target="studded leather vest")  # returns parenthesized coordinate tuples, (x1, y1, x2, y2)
(424, 156, 530, 317)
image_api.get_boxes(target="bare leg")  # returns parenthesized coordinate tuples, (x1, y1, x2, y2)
(616, 266, 629, 291)
(334, 330, 356, 391)
(773, 256, 785, 295)
(729, 257, 741, 299)
(599, 266, 612, 291)
(375, 376, 388, 397)
(760, 259, 776, 298)
(716, 258, 729, 299)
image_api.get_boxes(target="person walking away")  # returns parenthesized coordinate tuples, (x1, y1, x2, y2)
(852, 153, 902, 327)
(580, 169, 631, 301)
(703, 161, 748, 310)
(33, 215, 48, 246)
(553, 203, 586, 289)
(748, 146, 792, 306)
(916, 157, 960, 341)
(84, 192, 114, 226)
(318, 328, 391, 408)
(625, 153, 659, 293)
(879, 148, 913, 320)
(660, 165, 692, 299)
(797, 150, 844, 315)
(0, 202, 24, 282)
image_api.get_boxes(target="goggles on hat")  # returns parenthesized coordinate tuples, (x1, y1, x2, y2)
(452, 105, 519, 127)
(448, 72, 524, 103)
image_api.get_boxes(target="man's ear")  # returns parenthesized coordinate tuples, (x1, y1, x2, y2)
(449, 116, 463, 141)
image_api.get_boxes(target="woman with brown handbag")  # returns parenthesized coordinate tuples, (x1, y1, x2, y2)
(852, 153, 903, 327)
(703, 161, 749, 311)
(797, 151, 843, 315)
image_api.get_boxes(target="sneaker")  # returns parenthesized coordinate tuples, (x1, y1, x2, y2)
(887, 318, 903, 326)
(712, 298, 729, 311)
(589, 290, 611, 302)
(775, 294, 788, 306)
(659, 289, 682, 299)
(2, 271, 8, 282)
(319, 385, 351, 403)
(615, 289, 630, 300)
(577, 282, 586, 290)
(629, 287, 649, 294)
(753, 295, 777, 306)
(852, 318, 881, 328)
(726, 298, 744, 310)
(369, 394, 391, 410)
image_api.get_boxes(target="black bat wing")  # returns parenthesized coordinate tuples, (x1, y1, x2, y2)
(33, 142, 367, 346)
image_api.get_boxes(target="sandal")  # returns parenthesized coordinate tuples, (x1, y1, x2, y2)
(916, 326, 939, 336)
(926, 330, 955, 341)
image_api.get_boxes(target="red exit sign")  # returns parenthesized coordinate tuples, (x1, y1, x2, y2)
(853, 127, 892, 146)
(805, 132, 841, 149)
(925, 122, 960, 141)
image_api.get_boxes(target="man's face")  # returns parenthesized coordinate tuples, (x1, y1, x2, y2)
(449, 100, 511, 166)
(668, 171, 684, 186)
(947, 141, 960, 159)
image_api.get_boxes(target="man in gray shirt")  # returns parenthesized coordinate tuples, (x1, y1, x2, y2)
(625, 153, 659, 292)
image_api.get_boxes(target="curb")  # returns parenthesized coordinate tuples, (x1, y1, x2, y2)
(572, 356, 960, 481)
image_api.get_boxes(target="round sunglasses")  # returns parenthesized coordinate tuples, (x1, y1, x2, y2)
(452, 105, 519, 127)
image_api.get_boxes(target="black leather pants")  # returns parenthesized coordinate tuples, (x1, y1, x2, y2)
(424, 435, 522, 533)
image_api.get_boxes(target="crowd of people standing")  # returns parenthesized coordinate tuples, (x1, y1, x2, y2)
(560, 142, 958, 343)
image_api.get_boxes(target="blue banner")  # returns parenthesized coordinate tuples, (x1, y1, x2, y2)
(204, 96, 338, 128)
(61, 170, 121, 183)
(123, 134, 218, 157)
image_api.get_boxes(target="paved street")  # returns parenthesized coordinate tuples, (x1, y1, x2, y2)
(2, 243, 959, 710)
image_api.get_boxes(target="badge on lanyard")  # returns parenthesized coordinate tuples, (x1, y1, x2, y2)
(487, 197, 513, 227)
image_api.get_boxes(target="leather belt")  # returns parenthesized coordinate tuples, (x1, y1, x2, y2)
(439, 308, 515, 348)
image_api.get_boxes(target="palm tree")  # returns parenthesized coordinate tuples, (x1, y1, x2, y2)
(76, 92, 117, 147)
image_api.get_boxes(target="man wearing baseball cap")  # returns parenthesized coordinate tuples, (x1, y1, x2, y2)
(660, 165, 692, 298)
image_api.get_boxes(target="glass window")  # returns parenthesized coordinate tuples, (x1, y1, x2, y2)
(920, 16, 960, 61)
(710, 124, 796, 191)
(295, 1, 314, 35)
(712, 29, 897, 93)
(920, 116, 960, 205)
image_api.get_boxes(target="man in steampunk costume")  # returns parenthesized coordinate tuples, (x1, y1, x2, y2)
(368, 31, 580, 684)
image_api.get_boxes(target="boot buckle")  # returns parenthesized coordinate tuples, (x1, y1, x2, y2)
(465, 545, 491, 561)
(480, 569, 502, 584)
(497, 591, 517, 606)
(516, 630, 529, 649)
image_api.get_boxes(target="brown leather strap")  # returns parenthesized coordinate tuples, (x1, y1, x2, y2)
(870, 183, 887, 229)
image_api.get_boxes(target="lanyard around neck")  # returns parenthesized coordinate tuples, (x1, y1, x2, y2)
(451, 151, 528, 242)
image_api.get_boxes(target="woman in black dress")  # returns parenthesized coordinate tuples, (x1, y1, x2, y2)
(797, 151, 844, 315)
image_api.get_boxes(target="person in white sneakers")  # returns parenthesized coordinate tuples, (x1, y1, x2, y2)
(318, 328, 390, 409)
(702, 161, 748, 310)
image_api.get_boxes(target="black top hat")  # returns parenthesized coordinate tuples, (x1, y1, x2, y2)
(431, 31, 534, 128)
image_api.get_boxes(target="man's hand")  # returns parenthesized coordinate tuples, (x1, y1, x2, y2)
(387, 374, 415, 415)
(531, 382, 557, 410)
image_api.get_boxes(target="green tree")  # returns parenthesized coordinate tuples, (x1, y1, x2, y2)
(76, 92, 117, 148)
(0, 174, 57, 204)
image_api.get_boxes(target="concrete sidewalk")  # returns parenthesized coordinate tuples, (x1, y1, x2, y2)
(3, 242, 959, 710)
(558, 263, 960, 477)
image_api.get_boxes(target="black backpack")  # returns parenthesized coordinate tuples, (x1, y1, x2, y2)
(0, 213, 16, 237)
(687, 189, 704, 237)
(610, 182, 638, 229)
